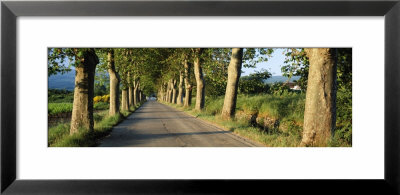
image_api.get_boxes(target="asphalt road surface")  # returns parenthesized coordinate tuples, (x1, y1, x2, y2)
(99, 100, 263, 147)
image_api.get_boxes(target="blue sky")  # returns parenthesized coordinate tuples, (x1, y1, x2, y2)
(242, 48, 286, 76)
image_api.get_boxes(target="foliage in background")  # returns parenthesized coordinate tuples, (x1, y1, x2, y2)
(48, 48, 97, 76)
(48, 89, 74, 103)
(281, 48, 352, 93)
(238, 69, 271, 94)
(282, 48, 309, 90)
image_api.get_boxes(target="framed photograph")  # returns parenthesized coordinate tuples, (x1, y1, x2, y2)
(2, 0, 399, 194)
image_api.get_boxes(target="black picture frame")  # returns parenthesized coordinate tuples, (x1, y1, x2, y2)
(1, 0, 399, 194)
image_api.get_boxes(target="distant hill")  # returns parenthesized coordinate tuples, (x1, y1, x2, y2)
(264, 76, 301, 84)
(49, 71, 300, 91)
(48, 70, 75, 90)
(48, 70, 110, 91)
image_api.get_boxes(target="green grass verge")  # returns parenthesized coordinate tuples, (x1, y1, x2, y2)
(48, 102, 110, 115)
(162, 93, 351, 147)
(48, 103, 73, 115)
(48, 103, 143, 147)
(93, 102, 109, 110)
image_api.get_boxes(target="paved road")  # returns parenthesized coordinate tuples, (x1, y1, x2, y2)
(99, 100, 262, 147)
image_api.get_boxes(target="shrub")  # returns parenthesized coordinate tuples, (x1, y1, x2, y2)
(101, 94, 110, 103)
(93, 96, 102, 103)
(333, 90, 352, 145)
(48, 89, 74, 103)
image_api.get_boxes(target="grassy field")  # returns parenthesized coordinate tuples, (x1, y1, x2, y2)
(48, 104, 141, 147)
(48, 102, 110, 115)
(164, 93, 351, 147)
(48, 89, 110, 115)
(48, 103, 74, 115)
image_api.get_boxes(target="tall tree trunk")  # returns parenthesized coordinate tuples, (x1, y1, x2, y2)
(139, 89, 142, 103)
(138, 83, 142, 103)
(166, 82, 169, 102)
(121, 88, 129, 111)
(164, 82, 168, 102)
(158, 88, 161, 101)
(107, 50, 120, 116)
(221, 48, 243, 120)
(167, 79, 173, 103)
(301, 48, 337, 146)
(172, 79, 177, 104)
(184, 58, 192, 107)
(158, 88, 163, 102)
(133, 80, 139, 106)
(70, 49, 99, 135)
(194, 48, 205, 111)
(161, 83, 165, 102)
(177, 71, 184, 105)
(128, 73, 134, 108)
(128, 84, 133, 108)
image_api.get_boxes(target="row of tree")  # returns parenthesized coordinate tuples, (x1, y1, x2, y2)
(49, 48, 350, 146)
(48, 48, 148, 135)
(155, 48, 346, 146)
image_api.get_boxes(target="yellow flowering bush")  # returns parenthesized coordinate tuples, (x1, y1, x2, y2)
(94, 95, 110, 103)
(93, 96, 102, 103)
(101, 94, 110, 103)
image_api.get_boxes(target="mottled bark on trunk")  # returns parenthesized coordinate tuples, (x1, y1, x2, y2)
(221, 48, 243, 120)
(177, 71, 184, 105)
(167, 79, 173, 103)
(172, 79, 177, 104)
(164, 82, 168, 102)
(161, 83, 165, 102)
(161, 87, 165, 102)
(184, 58, 192, 107)
(107, 50, 120, 116)
(121, 89, 129, 111)
(166, 83, 169, 102)
(158, 88, 163, 102)
(70, 49, 99, 135)
(134, 80, 139, 106)
(138, 82, 142, 103)
(194, 48, 205, 111)
(139, 89, 142, 103)
(301, 48, 337, 147)
(128, 85, 133, 108)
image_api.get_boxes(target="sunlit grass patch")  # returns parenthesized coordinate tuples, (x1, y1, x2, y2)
(49, 103, 143, 147)
(49, 102, 110, 116)
(48, 103, 73, 115)
(48, 123, 70, 146)
(94, 102, 109, 110)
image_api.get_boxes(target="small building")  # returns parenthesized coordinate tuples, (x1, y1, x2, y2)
(283, 82, 301, 91)
(292, 85, 301, 90)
